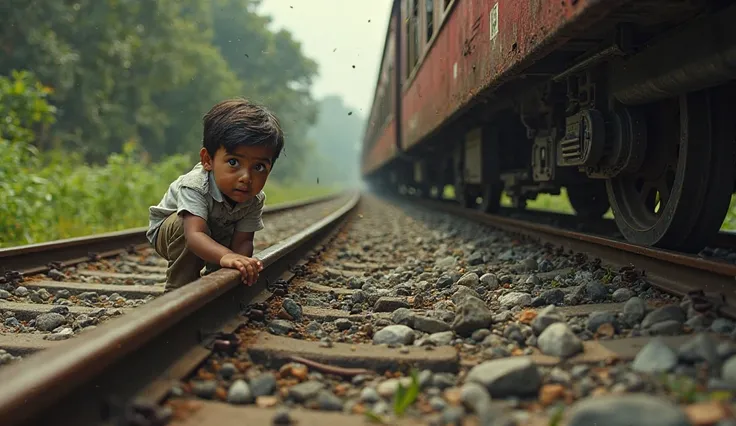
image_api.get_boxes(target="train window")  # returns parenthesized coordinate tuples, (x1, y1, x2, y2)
(426, 0, 434, 41)
(411, 0, 420, 69)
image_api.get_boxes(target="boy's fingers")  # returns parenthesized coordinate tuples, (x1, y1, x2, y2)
(234, 261, 248, 282)
(245, 263, 256, 283)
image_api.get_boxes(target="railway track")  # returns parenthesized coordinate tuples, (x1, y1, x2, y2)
(0, 193, 350, 365)
(2, 191, 736, 426)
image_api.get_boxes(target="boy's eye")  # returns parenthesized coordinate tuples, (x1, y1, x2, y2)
(227, 159, 239, 167)
(254, 163, 267, 172)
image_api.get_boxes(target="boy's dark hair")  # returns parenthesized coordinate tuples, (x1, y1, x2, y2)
(202, 98, 284, 162)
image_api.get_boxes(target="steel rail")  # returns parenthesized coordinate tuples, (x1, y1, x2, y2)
(408, 197, 736, 319)
(0, 191, 360, 426)
(0, 191, 346, 275)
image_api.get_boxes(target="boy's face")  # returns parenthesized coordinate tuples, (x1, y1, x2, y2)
(200, 145, 274, 204)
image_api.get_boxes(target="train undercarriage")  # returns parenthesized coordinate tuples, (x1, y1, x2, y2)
(369, 2, 736, 253)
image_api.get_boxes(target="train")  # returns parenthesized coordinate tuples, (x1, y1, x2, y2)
(360, 0, 736, 253)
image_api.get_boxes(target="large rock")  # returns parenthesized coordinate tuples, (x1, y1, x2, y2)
(372, 325, 415, 345)
(451, 296, 493, 337)
(465, 357, 541, 397)
(537, 323, 583, 358)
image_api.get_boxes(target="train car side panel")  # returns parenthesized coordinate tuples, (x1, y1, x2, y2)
(363, 120, 396, 175)
(399, 0, 618, 152)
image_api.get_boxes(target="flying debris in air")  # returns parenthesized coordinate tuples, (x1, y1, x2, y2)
(317, 178, 320, 184)
(348, 112, 353, 115)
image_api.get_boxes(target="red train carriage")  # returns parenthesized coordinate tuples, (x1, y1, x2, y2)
(361, 0, 736, 253)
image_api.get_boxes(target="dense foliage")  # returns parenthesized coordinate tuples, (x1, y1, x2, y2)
(0, 0, 319, 181)
(0, 71, 334, 247)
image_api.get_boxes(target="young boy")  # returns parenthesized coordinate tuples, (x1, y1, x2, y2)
(147, 99, 283, 290)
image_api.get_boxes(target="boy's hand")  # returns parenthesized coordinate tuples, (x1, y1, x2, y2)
(219, 253, 263, 285)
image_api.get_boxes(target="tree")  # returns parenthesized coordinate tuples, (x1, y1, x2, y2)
(210, 0, 319, 181)
(0, 0, 319, 178)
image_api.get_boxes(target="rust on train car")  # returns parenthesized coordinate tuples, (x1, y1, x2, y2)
(363, 0, 621, 176)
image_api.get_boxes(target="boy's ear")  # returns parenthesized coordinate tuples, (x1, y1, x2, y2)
(200, 148, 213, 171)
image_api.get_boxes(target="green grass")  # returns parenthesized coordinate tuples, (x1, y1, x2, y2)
(0, 144, 341, 248)
(261, 181, 339, 206)
(439, 185, 736, 231)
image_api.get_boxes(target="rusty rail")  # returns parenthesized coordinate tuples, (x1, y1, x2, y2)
(0, 191, 346, 275)
(0, 191, 360, 426)
(409, 198, 736, 319)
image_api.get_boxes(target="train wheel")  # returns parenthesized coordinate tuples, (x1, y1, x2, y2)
(606, 89, 734, 252)
(567, 181, 610, 219)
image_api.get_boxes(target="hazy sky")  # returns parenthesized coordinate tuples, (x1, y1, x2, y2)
(257, 0, 394, 114)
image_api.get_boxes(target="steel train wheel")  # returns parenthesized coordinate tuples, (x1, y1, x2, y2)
(606, 89, 734, 252)
(567, 181, 610, 219)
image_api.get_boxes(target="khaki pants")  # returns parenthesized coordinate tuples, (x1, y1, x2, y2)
(153, 213, 222, 291)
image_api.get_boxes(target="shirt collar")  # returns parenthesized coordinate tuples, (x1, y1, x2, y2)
(203, 164, 253, 211)
(206, 168, 225, 203)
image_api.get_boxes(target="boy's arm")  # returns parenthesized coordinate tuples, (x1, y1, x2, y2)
(230, 231, 255, 257)
(181, 213, 234, 264)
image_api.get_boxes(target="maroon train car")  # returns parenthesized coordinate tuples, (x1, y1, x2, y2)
(361, 0, 736, 253)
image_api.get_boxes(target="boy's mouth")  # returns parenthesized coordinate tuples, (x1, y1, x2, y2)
(233, 188, 250, 195)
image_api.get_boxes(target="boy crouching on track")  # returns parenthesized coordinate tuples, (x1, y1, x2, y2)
(147, 99, 284, 291)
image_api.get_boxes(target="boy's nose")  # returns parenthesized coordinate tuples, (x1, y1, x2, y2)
(238, 171, 251, 183)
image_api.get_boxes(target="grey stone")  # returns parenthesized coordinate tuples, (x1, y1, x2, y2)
(266, 320, 295, 336)
(226, 379, 253, 404)
(219, 363, 237, 380)
(413, 315, 451, 333)
(359, 387, 380, 403)
(428, 331, 454, 346)
(632, 338, 678, 374)
(316, 390, 343, 411)
(586, 311, 618, 333)
(451, 286, 482, 306)
(391, 308, 415, 326)
(650, 320, 683, 336)
(499, 292, 532, 308)
(35, 313, 66, 331)
(335, 318, 353, 331)
(282, 298, 303, 321)
(456, 272, 480, 289)
(623, 297, 647, 325)
(531, 305, 564, 335)
(249, 373, 277, 397)
(641, 305, 686, 329)
(374, 297, 409, 312)
(537, 323, 583, 358)
(612, 288, 633, 302)
(288, 380, 324, 402)
(585, 281, 608, 302)
(479, 273, 500, 290)
(373, 324, 415, 345)
(567, 394, 691, 426)
(465, 357, 542, 397)
(192, 380, 217, 399)
(451, 296, 493, 337)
